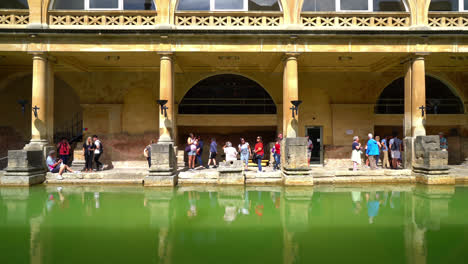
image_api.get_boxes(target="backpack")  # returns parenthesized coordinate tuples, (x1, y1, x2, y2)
(391, 139, 400, 151)
(96, 140, 104, 154)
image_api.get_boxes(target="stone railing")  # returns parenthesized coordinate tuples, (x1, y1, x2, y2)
(428, 12, 468, 28)
(0, 10, 29, 28)
(175, 11, 283, 28)
(48, 10, 158, 28)
(301, 12, 410, 29)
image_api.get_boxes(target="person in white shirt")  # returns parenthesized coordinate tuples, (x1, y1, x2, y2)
(223, 141, 238, 161)
(93, 135, 103, 171)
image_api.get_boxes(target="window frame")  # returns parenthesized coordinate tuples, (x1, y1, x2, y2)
(461, 0, 467, 11)
(210, 0, 248, 11)
(85, 0, 123, 10)
(336, 0, 372, 12)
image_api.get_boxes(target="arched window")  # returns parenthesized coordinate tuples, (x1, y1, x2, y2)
(0, 0, 28, 9)
(178, 74, 276, 115)
(51, 0, 156, 10)
(375, 76, 464, 114)
(302, 0, 406, 12)
(429, 0, 467, 11)
(177, 0, 281, 11)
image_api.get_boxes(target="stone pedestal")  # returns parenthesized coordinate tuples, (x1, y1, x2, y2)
(413, 136, 453, 185)
(403, 137, 413, 169)
(71, 142, 85, 170)
(176, 149, 185, 168)
(217, 160, 244, 185)
(282, 137, 313, 186)
(1, 150, 46, 186)
(145, 143, 178, 187)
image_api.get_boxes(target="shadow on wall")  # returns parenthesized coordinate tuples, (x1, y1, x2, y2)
(0, 127, 26, 169)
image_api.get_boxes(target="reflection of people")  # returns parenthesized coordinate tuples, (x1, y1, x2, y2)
(366, 192, 381, 224)
(187, 191, 198, 218)
(94, 192, 100, 209)
(241, 191, 250, 215)
(224, 206, 238, 222)
(351, 191, 362, 215)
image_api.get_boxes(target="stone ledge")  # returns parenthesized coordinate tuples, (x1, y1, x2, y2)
(245, 170, 282, 179)
(178, 178, 218, 185)
(178, 170, 218, 179)
(45, 178, 142, 185)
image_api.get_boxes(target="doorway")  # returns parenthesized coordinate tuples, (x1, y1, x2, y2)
(306, 126, 323, 165)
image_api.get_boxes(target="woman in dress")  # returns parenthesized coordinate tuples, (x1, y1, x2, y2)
(351, 136, 362, 171)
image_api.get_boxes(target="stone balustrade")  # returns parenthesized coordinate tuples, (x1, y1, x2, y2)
(48, 10, 158, 29)
(301, 12, 410, 29)
(0, 10, 29, 28)
(428, 12, 468, 28)
(175, 11, 283, 28)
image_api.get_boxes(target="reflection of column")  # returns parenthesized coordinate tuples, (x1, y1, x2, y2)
(281, 187, 313, 264)
(283, 53, 300, 138)
(158, 52, 175, 144)
(145, 189, 175, 264)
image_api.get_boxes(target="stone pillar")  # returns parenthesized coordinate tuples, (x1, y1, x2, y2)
(145, 144, 178, 186)
(158, 52, 175, 144)
(46, 59, 55, 144)
(282, 138, 313, 185)
(283, 53, 300, 138)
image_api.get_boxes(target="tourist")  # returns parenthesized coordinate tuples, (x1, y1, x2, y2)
(381, 136, 390, 169)
(273, 137, 281, 171)
(307, 136, 313, 165)
(365, 133, 379, 170)
(144, 139, 155, 168)
(254, 136, 264, 172)
(188, 136, 198, 171)
(351, 136, 362, 171)
(57, 137, 71, 166)
(439, 132, 448, 151)
(389, 132, 402, 169)
(196, 136, 204, 168)
(93, 135, 103, 171)
(82, 137, 95, 172)
(207, 138, 218, 169)
(375, 136, 382, 167)
(223, 141, 238, 162)
(46, 150, 75, 180)
(238, 138, 251, 169)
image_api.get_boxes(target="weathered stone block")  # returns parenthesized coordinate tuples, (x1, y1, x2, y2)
(403, 137, 413, 169)
(217, 160, 244, 185)
(2, 150, 46, 186)
(412, 136, 451, 185)
(283, 137, 309, 171)
(145, 143, 178, 187)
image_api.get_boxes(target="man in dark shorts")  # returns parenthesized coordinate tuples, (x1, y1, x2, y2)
(207, 138, 218, 169)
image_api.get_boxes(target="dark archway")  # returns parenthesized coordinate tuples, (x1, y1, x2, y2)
(178, 74, 277, 115)
(375, 75, 464, 114)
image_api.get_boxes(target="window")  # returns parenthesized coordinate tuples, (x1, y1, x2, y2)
(302, 0, 405, 12)
(0, 0, 29, 9)
(177, 0, 281, 11)
(429, 0, 468, 11)
(51, 0, 156, 10)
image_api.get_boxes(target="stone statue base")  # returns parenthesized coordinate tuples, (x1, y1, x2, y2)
(282, 137, 313, 186)
(412, 136, 453, 185)
(71, 142, 86, 170)
(145, 143, 178, 187)
(1, 150, 46, 186)
(217, 160, 244, 185)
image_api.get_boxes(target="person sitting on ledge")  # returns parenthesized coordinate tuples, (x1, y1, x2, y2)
(46, 150, 75, 180)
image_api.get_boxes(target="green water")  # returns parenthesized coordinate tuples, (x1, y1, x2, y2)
(1, 185, 468, 264)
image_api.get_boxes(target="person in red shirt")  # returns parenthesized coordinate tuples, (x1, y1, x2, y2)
(273, 137, 281, 171)
(57, 137, 71, 166)
(254, 136, 264, 172)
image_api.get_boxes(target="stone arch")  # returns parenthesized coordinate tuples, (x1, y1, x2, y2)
(178, 73, 277, 115)
(375, 74, 465, 114)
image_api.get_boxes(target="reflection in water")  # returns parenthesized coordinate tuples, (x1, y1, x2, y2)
(0, 185, 465, 264)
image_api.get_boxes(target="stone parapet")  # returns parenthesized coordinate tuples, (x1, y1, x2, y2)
(145, 143, 178, 187)
(1, 150, 46, 186)
(217, 160, 244, 185)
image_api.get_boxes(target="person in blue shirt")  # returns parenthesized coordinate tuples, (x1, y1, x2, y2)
(381, 136, 390, 168)
(366, 133, 380, 170)
(196, 136, 204, 168)
(207, 138, 218, 169)
(439, 132, 448, 151)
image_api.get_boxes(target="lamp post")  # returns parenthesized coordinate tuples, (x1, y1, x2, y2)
(17, 99, 28, 115)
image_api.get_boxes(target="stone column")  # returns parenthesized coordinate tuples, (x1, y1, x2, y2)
(158, 52, 175, 144)
(46, 58, 55, 144)
(283, 53, 300, 138)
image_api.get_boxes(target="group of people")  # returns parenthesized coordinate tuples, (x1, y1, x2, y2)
(185, 133, 284, 172)
(351, 132, 403, 171)
(351, 132, 448, 171)
(46, 135, 103, 180)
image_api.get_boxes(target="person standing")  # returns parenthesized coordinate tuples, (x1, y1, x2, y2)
(389, 132, 402, 169)
(83, 137, 95, 172)
(223, 142, 238, 162)
(254, 136, 264, 172)
(207, 138, 218, 168)
(273, 137, 281, 171)
(439, 132, 448, 151)
(144, 139, 155, 168)
(307, 136, 314, 166)
(381, 136, 390, 169)
(238, 138, 251, 170)
(365, 133, 379, 170)
(93, 135, 103, 171)
(57, 137, 71, 166)
(351, 136, 362, 171)
(188, 136, 198, 171)
(375, 136, 382, 167)
(196, 136, 204, 168)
